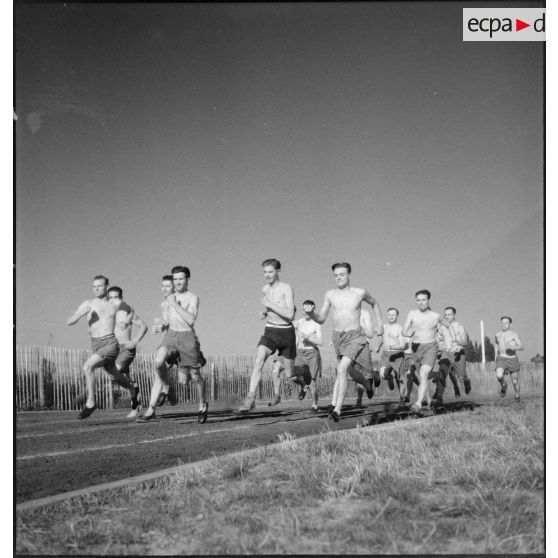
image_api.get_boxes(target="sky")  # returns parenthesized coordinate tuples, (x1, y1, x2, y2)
(15, 2, 544, 360)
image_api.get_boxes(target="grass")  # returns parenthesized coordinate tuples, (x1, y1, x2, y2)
(16, 398, 544, 555)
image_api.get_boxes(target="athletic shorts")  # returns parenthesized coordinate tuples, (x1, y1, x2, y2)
(115, 344, 136, 371)
(440, 350, 467, 379)
(404, 341, 438, 370)
(91, 334, 119, 364)
(294, 349, 322, 380)
(258, 325, 296, 360)
(332, 328, 373, 377)
(159, 329, 205, 369)
(380, 350, 405, 373)
(495, 355, 520, 374)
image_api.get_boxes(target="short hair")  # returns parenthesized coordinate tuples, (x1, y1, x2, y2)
(415, 289, 431, 299)
(262, 258, 281, 270)
(501, 316, 512, 323)
(108, 286, 123, 298)
(161, 275, 173, 282)
(387, 307, 399, 315)
(302, 300, 315, 307)
(93, 275, 109, 286)
(331, 262, 352, 274)
(171, 266, 190, 278)
(445, 306, 456, 314)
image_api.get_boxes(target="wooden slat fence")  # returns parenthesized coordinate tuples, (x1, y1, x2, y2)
(15, 346, 544, 411)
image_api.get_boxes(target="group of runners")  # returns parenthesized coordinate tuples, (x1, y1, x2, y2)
(67, 259, 524, 422)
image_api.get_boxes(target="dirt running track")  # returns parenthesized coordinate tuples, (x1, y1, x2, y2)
(16, 394, 535, 504)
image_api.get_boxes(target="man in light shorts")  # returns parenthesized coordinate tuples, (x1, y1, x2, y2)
(401, 290, 453, 414)
(432, 307, 471, 404)
(378, 308, 407, 396)
(67, 275, 138, 419)
(138, 266, 208, 423)
(308, 262, 383, 421)
(239, 259, 306, 412)
(495, 316, 524, 401)
(293, 300, 323, 412)
(106, 286, 148, 418)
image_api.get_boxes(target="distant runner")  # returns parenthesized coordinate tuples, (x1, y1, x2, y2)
(354, 307, 381, 408)
(138, 266, 208, 423)
(378, 307, 407, 396)
(106, 286, 148, 418)
(495, 316, 524, 401)
(239, 259, 306, 412)
(309, 262, 383, 421)
(66, 275, 137, 419)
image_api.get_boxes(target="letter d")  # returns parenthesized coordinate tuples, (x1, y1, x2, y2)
(534, 13, 545, 32)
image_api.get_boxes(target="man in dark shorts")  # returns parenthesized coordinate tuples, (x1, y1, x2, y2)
(67, 275, 138, 419)
(495, 316, 524, 401)
(106, 286, 148, 418)
(138, 266, 208, 423)
(309, 262, 383, 421)
(378, 308, 407, 397)
(239, 259, 306, 412)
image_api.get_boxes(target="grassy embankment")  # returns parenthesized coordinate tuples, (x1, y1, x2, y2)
(17, 398, 543, 555)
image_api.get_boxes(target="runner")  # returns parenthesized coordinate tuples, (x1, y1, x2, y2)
(495, 316, 524, 401)
(432, 307, 471, 405)
(354, 307, 381, 408)
(401, 289, 453, 414)
(66, 275, 138, 419)
(239, 259, 306, 412)
(106, 286, 148, 418)
(138, 266, 208, 423)
(308, 262, 383, 422)
(293, 300, 323, 412)
(378, 308, 407, 396)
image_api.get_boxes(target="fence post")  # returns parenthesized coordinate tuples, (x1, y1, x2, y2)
(37, 348, 45, 408)
(210, 363, 216, 401)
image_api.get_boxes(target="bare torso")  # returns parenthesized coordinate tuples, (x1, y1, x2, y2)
(407, 309, 440, 344)
(495, 330, 520, 356)
(164, 291, 198, 332)
(264, 281, 292, 326)
(383, 323, 404, 350)
(114, 309, 132, 343)
(295, 318, 321, 350)
(328, 286, 366, 332)
(86, 298, 121, 338)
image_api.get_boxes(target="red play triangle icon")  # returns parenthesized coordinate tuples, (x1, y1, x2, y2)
(516, 19, 530, 31)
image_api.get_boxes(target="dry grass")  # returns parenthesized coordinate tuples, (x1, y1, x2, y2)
(16, 398, 544, 555)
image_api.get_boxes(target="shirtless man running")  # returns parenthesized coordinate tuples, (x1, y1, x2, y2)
(379, 308, 407, 394)
(401, 290, 453, 414)
(106, 286, 148, 418)
(239, 259, 306, 412)
(138, 266, 208, 423)
(495, 316, 524, 401)
(67, 275, 138, 419)
(354, 307, 381, 408)
(309, 262, 383, 421)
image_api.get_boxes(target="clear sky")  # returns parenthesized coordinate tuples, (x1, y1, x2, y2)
(15, 2, 543, 360)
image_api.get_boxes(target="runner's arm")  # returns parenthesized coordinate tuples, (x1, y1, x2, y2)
(127, 313, 148, 348)
(363, 291, 384, 335)
(66, 300, 90, 326)
(309, 294, 331, 325)
(167, 294, 198, 327)
(400, 312, 415, 338)
(510, 332, 524, 351)
(304, 323, 323, 346)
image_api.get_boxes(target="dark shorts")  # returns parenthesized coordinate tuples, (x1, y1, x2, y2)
(115, 344, 136, 371)
(380, 350, 405, 373)
(294, 349, 322, 380)
(258, 325, 296, 360)
(159, 329, 205, 369)
(403, 342, 438, 370)
(440, 350, 467, 379)
(495, 355, 520, 374)
(332, 328, 373, 377)
(91, 335, 119, 364)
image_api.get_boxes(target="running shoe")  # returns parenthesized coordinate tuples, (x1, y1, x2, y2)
(78, 404, 97, 419)
(127, 407, 141, 419)
(454, 386, 461, 398)
(373, 376, 381, 388)
(464, 378, 472, 395)
(500, 383, 507, 398)
(131, 386, 141, 411)
(311, 406, 319, 413)
(327, 405, 334, 417)
(330, 410, 340, 422)
(136, 409, 156, 422)
(298, 385, 309, 400)
(366, 385, 374, 399)
(156, 392, 168, 407)
(387, 374, 395, 391)
(410, 403, 421, 415)
(239, 393, 256, 413)
(198, 402, 209, 424)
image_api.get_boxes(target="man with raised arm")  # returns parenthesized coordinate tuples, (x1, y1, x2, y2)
(239, 259, 306, 412)
(495, 316, 524, 401)
(106, 286, 148, 418)
(67, 275, 138, 419)
(432, 307, 471, 405)
(138, 266, 208, 423)
(293, 300, 323, 412)
(309, 262, 383, 422)
(401, 289, 454, 414)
